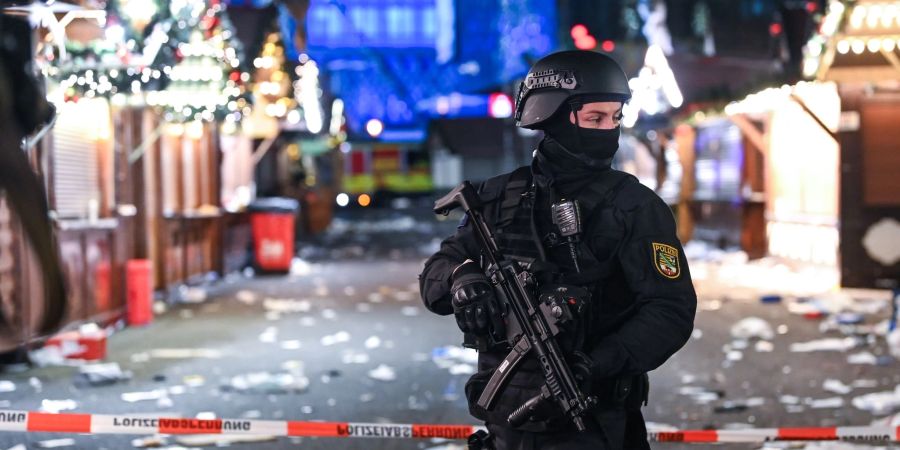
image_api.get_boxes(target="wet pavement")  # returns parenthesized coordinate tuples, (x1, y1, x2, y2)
(0, 208, 898, 449)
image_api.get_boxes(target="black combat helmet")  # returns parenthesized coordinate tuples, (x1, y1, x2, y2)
(515, 50, 631, 129)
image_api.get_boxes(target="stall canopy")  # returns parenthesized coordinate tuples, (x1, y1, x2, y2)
(808, 0, 900, 82)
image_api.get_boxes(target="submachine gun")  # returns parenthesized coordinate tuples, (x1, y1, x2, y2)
(434, 181, 597, 432)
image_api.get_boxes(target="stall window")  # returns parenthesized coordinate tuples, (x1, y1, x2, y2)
(51, 99, 112, 219)
(160, 128, 182, 215)
(220, 132, 254, 212)
(181, 133, 198, 211)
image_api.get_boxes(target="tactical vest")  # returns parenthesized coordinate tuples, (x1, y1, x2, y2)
(468, 166, 648, 432)
(478, 165, 637, 287)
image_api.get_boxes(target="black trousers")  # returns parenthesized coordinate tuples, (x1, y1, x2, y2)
(482, 410, 651, 450)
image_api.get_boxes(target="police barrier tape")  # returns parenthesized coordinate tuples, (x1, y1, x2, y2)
(0, 411, 482, 440)
(0, 410, 898, 443)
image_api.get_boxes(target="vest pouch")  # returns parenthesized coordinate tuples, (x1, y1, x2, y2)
(465, 368, 493, 420)
(624, 373, 650, 412)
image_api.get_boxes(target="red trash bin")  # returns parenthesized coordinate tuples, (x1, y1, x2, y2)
(249, 198, 299, 273)
(126, 259, 153, 326)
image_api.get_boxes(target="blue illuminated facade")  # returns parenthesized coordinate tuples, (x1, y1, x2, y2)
(291, 0, 556, 141)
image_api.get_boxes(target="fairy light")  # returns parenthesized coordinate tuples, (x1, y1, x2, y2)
(851, 5, 867, 29)
(867, 38, 881, 52)
(867, 5, 881, 29)
(836, 39, 850, 54)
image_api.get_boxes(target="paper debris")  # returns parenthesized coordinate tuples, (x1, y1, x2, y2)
(847, 351, 878, 365)
(290, 258, 311, 276)
(341, 351, 370, 364)
(730, 317, 775, 340)
(678, 386, 722, 404)
(823, 379, 853, 395)
(259, 327, 278, 343)
(790, 337, 860, 353)
(889, 329, 900, 360)
(852, 379, 879, 389)
(183, 375, 205, 387)
(40, 399, 78, 413)
(364, 336, 382, 349)
(78, 363, 132, 386)
(368, 364, 397, 382)
(224, 372, 310, 394)
(852, 385, 900, 415)
(807, 397, 845, 409)
(130, 435, 167, 448)
(755, 341, 774, 352)
(779, 395, 800, 405)
(432, 346, 478, 372)
(320, 331, 351, 346)
(179, 286, 207, 303)
(37, 439, 76, 448)
(121, 389, 168, 403)
(263, 298, 311, 313)
(235, 290, 257, 304)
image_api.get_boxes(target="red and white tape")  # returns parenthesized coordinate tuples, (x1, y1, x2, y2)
(0, 410, 481, 440)
(1, 410, 898, 443)
(650, 427, 900, 443)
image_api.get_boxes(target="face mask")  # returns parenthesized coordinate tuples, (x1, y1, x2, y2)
(574, 126, 620, 160)
(542, 112, 620, 167)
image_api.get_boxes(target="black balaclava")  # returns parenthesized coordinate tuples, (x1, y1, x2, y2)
(533, 98, 623, 196)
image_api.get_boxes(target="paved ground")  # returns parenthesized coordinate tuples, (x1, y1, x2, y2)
(0, 207, 897, 449)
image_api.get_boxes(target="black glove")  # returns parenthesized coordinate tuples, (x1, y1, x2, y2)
(450, 261, 503, 337)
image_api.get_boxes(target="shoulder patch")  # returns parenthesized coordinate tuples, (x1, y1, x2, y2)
(652, 242, 681, 279)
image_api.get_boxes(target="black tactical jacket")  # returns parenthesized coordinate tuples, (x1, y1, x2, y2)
(419, 161, 696, 446)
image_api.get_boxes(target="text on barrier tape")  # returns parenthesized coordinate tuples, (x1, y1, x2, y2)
(649, 426, 900, 443)
(1, 410, 483, 440)
(1, 410, 898, 443)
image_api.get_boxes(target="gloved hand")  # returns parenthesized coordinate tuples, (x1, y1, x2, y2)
(450, 261, 503, 337)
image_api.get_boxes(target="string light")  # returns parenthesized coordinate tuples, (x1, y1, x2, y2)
(836, 39, 850, 54)
(44, 0, 248, 126)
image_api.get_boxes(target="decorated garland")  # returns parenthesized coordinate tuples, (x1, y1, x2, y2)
(48, 0, 250, 123)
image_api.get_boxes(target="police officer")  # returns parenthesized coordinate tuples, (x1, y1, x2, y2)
(420, 50, 697, 449)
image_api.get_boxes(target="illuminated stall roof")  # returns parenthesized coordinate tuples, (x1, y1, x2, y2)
(806, 0, 900, 82)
